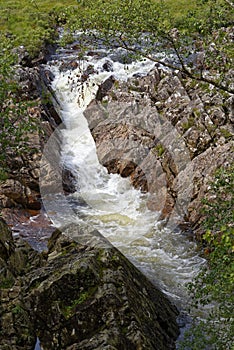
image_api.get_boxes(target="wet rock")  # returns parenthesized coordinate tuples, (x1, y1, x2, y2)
(59, 59, 79, 72)
(0, 223, 179, 350)
(62, 167, 78, 193)
(109, 50, 135, 64)
(96, 76, 116, 101)
(103, 60, 114, 72)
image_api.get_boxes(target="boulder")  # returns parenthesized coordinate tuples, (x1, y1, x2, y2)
(0, 222, 179, 350)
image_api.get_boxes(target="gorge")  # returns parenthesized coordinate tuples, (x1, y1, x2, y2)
(0, 35, 233, 350)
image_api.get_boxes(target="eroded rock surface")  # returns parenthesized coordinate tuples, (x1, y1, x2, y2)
(0, 219, 179, 350)
(84, 68, 234, 229)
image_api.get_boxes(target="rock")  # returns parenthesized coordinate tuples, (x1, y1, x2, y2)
(0, 218, 45, 349)
(62, 167, 78, 193)
(84, 67, 234, 228)
(185, 142, 234, 227)
(39, 124, 79, 196)
(59, 59, 79, 72)
(13, 46, 31, 66)
(96, 76, 116, 101)
(0, 223, 179, 349)
(0, 218, 15, 262)
(0, 64, 76, 217)
(0, 179, 40, 210)
(103, 60, 114, 72)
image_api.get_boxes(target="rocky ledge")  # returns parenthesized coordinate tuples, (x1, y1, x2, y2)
(0, 218, 179, 350)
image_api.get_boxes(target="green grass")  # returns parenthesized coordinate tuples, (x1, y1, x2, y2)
(0, 0, 77, 32)
(0, 0, 77, 55)
(0, 1, 209, 51)
(164, 0, 199, 20)
(0, 0, 232, 56)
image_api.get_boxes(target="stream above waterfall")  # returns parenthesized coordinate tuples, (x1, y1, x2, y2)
(40, 41, 205, 312)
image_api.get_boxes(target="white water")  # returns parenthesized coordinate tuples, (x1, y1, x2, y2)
(43, 46, 205, 309)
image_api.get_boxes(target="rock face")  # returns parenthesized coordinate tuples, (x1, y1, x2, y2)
(0, 66, 52, 212)
(0, 219, 179, 350)
(84, 69, 234, 230)
(0, 65, 77, 224)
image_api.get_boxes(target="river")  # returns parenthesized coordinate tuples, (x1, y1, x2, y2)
(40, 41, 205, 314)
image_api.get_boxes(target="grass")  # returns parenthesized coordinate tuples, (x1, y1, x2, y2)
(0, 0, 219, 55)
(0, 0, 77, 32)
(0, 0, 77, 55)
(163, 0, 199, 21)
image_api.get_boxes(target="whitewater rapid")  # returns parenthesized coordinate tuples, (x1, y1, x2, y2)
(41, 45, 205, 309)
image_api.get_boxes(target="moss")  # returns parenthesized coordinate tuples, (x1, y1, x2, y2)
(109, 91, 118, 100)
(101, 99, 108, 108)
(60, 242, 78, 255)
(61, 289, 96, 319)
(206, 123, 217, 135)
(181, 116, 195, 131)
(111, 254, 120, 262)
(153, 143, 165, 157)
(12, 304, 23, 315)
(220, 128, 233, 139)
(0, 277, 14, 289)
(192, 108, 201, 118)
(128, 84, 141, 92)
(0, 169, 8, 181)
(113, 81, 120, 89)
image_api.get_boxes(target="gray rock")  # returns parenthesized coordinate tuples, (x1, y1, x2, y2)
(84, 67, 234, 227)
(0, 221, 179, 349)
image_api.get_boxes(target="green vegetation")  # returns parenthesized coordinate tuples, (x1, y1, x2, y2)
(12, 304, 23, 315)
(181, 116, 195, 132)
(179, 164, 234, 349)
(0, 1, 79, 180)
(0, 1, 77, 56)
(0, 276, 14, 289)
(62, 291, 90, 319)
(0, 36, 38, 180)
(63, 0, 233, 93)
(153, 143, 165, 157)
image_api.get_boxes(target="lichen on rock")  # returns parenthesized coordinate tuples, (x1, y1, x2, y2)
(0, 220, 179, 349)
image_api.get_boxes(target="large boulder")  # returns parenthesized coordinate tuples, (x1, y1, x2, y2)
(0, 222, 179, 350)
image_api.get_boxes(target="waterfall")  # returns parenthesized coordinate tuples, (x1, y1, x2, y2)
(41, 44, 205, 310)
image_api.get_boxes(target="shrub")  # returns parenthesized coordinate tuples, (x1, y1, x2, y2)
(179, 164, 234, 349)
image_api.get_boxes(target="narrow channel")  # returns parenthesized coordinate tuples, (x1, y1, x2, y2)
(41, 43, 205, 312)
